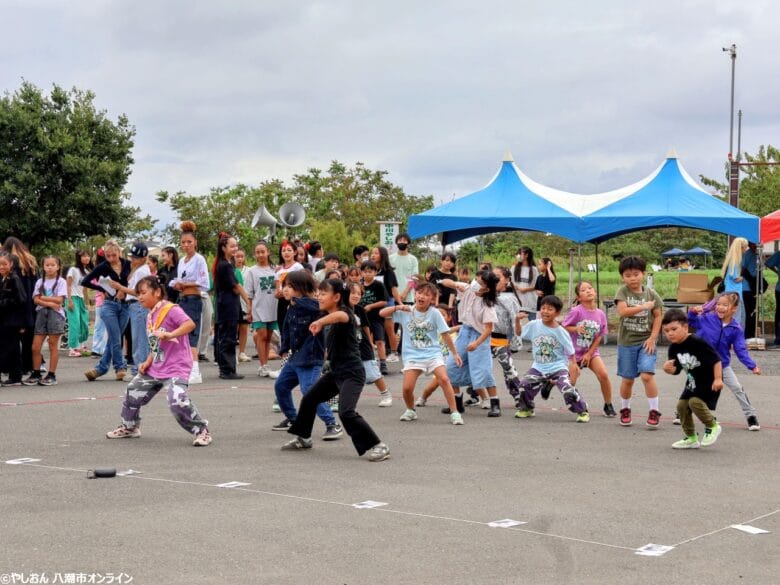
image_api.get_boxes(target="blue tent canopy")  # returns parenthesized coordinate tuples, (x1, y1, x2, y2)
(661, 248, 686, 257)
(685, 246, 712, 255)
(407, 152, 760, 245)
(407, 156, 583, 245)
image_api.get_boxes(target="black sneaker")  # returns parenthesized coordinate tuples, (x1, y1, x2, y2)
(379, 362, 389, 376)
(219, 372, 244, 380)
(1, 379, 22, 387)
(198, 353, 209, 362)
(464, 396, 482, 407)
(488, 402, 501, 417)
(440, 407, 452, 414)
(747, 415, 760, 431)
(272, 418, 292, 431)
(38, 373, 57, 386)
(22, 373, 41, 386)
(603, 403, 617, 418)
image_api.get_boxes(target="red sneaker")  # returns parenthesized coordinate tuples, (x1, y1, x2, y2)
(646, 409, 661, 428)
(619, 408, 632, 426)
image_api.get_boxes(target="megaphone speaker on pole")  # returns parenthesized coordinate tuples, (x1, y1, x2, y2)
(251, 206, 280, 239)
(278, 202, 306, 228)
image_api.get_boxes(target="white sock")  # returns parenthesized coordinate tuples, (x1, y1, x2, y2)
(648, 397, 659, 411)
(621, 398, 631, 410)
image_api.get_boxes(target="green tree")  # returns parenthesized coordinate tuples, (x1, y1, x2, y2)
(700, 145, 780, 219)
(0, 81, 136, 247)
(158, 162, 433, 255)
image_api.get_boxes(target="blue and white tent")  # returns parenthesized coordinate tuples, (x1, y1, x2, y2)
(408, 151, 760, 244)
(407, 152, 583, 246)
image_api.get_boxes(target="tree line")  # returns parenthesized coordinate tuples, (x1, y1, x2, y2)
(2, 82, 779, 266)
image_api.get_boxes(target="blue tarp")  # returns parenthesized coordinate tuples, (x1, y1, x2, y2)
(684, 246, 712, 255)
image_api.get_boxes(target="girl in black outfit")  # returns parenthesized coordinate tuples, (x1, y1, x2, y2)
(213, 233, 250, 379)
(370, 246, 399, 373)
(2, 237, 38, 374)
(158, 246, 179, 303)
(283, 279, 389, 461)
(534, 257, 557, 310)
(0, 252, 27, 385)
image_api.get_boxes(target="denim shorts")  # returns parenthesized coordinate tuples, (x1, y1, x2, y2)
(34, 308, 66, 335)
(617, 343, 657, 379)
(178, 295, 202, 348)
(363, 359, 383, 383)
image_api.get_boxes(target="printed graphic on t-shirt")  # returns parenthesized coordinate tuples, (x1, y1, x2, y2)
(256, 275, 275, 293)
(406, 315, 436, 349)
(576, 319, 601, 349)
(623, 297, 652, 334)
(677, 352, 701, 390)
(534, 334, 560, 364)
(148, 330, 166, 363)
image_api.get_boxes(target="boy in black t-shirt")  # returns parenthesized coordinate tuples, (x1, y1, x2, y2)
(359, 261, 388, 360)
(661, 309, 724, 449)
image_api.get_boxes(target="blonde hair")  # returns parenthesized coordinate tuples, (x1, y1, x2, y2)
(103, 239, 122, 254)
(721, 237, 747, 277)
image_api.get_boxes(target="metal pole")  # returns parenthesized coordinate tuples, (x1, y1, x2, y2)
(724, 43, 737, 157)
(737, 109, 743, 161)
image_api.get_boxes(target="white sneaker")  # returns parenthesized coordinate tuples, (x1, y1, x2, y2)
(258, 365, 269, 377)
(399, 409, 418, 421)
(268, 369, 281, 379)
(378, 392, 393, 407)
(188, 372, 203, 385)
(386, 352, 399, 363)
(272, 400, 281, 413)
(450, 412, 464, 425)
(238, 352, 251, 363)
(415, 396, 427, 407)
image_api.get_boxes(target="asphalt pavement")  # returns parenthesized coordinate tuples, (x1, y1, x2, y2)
(1, 344, 778, 585)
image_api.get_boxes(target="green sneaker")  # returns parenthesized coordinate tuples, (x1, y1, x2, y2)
(514, 408, 534, 418)
(700, 422, 722, 447)
(576, 411, 590, 423)
(672, 434, 700, 449)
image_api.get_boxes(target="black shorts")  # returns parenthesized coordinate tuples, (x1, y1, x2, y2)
(369, 319, 385, 343)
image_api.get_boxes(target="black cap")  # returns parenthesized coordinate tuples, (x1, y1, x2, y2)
(129, 242, 148, 258)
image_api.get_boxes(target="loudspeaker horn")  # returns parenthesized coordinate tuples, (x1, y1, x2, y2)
(251, 205, 279, 238)
(278, 202, 305, 228)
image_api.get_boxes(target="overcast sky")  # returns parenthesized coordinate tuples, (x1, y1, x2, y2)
(3, 1, 778, 226)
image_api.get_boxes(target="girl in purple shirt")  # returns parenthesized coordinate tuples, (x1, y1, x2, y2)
(105, 275, 212, 446)
(562, 281, 615, 418)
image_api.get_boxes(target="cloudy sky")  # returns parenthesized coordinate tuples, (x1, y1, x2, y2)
(2, 1, 778, 225)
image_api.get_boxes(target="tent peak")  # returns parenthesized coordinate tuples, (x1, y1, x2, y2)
(666, 147, 679, 159)
(502, 150, 514, 162)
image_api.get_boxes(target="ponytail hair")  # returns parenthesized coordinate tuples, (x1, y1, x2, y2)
(135, 274, 168, 299)
(212, 232, 232, 280)
(319, 278, 352, 311)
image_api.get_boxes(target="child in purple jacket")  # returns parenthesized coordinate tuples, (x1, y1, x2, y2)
(687, 292, 761, 430)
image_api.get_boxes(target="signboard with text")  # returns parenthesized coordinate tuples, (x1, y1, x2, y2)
(378, 221, 401, 254)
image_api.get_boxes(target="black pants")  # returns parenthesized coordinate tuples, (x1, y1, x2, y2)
(743, 290, 756, 339)
(0, 327, 22, 381)
(288, 370, 380, 456)
(775, 290, 780, 344)
(21, 327, 35, 373)
(214, 320, 238, 375)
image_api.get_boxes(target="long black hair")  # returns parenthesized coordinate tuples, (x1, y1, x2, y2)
(513, 246, 536, 282)
(319, 278, 352, 311)
(476, 269, 498, 307)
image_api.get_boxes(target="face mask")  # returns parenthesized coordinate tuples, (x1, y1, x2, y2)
(397, 243, 409, 251)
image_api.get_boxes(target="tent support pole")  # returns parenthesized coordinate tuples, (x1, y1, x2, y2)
(595, 243, 601, 306)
